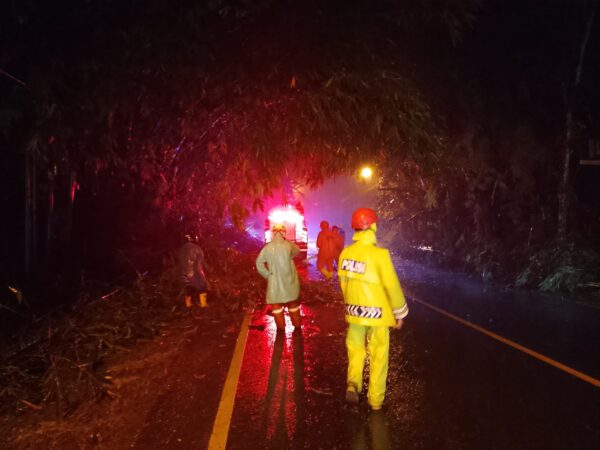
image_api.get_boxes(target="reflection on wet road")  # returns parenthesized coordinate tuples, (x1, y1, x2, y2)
(227, 304, 400, 449)
(260, 330, 304, 445)
(224, 261, 599, 449)
(396, 258, 600, 379)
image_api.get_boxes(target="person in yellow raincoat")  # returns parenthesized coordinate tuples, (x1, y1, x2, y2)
(256, 224, 302, 332)
(338, 208, 408, 410)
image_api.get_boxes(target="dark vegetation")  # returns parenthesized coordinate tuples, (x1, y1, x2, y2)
(0, 234, 339, 428)
(1, 0, 473, 285)
(0, 231, 260, 418)
(0, 0, 599, 431)
(376, 0, 600, 292)
(2, 0, 598, 297)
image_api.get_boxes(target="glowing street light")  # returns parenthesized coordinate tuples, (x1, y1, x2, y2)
(360, 166, 373, 181)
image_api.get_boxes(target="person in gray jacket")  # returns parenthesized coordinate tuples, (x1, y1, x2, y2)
(177, 234, 209, 309)
(256, 224, 302, 332)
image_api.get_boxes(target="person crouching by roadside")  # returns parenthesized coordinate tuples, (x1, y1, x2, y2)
(177, 234, 209, 310)
(256, 224, 302, 332)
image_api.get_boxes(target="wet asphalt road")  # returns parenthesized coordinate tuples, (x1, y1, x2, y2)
(226, 261, 600, 449)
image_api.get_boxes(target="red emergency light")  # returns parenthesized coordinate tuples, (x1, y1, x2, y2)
(264, 204, 308, 258)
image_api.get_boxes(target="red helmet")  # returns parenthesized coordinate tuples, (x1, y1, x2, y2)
(351, 208, 377, 230)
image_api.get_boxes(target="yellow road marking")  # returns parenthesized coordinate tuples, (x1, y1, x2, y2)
(208, 313, 252, 450)
(409, 294, 600, 388)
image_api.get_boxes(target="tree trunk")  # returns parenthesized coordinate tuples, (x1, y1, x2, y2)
(46, 169, 56, 268)
(556, 0, 596, 241)
(32, 152, 38, 269)
(24, 149, 32, 276)
(557, 109, 573, 240)
(65, 171, 77, 249)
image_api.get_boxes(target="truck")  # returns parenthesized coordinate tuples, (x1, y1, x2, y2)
(264, 203, 308, 259)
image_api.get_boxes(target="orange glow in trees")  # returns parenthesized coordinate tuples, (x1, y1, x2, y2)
(360, 166, 373, 180)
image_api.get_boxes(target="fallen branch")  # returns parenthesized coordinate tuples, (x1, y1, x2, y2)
(19, 399, 43, 411)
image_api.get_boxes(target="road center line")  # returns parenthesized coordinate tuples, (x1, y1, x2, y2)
(208, 313, 252, 450)
(409, 294, 600, 388)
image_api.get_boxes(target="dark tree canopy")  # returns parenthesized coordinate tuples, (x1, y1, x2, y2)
(2, 0, 598, 289)
(1, 0, 479, 226)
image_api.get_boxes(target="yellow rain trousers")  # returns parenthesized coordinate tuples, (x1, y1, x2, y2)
(338, 225, 408, 408)
(346, 323, 389, 408)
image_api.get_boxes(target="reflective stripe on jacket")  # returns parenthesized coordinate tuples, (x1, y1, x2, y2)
(338, 228, 408, 327)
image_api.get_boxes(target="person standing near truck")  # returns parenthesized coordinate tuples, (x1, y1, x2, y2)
(331, 225, 344, 269)
(317, 220, 337, 279)
(256, 224, 302, 332)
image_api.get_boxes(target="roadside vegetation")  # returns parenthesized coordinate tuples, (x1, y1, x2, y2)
(3, 1, 597, 298)
(0, 232, 339, 447)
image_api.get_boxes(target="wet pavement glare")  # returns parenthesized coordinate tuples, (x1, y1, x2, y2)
(226, 260, 599, 449)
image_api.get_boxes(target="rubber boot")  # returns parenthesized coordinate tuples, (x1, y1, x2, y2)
(320, 268, 333, 280)
(272, 307, 286, 332)
(199, 293, 207, 308)
(288, 304, 302, 329)
(185, 295, 193, 308)
(346, 384, 359, 404)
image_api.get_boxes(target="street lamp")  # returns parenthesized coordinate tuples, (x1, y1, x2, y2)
(360, 166, 373, 181)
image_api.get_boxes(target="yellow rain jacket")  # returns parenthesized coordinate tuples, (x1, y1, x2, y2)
(338, 227, 408, 327)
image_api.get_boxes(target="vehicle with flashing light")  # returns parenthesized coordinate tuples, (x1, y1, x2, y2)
(264, 203, 308, 259)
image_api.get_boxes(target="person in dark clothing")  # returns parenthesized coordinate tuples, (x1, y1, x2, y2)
(332, 225, 345, 268)
(177, 234, 209, 309)
(317, 220, 337, 280)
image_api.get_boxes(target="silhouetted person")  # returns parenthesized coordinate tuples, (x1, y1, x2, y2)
(177, 234, 208, 309)
(332, 225, 344, 268)
(316, 220, 337, 279)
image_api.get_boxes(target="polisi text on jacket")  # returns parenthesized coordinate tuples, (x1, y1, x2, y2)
(341, 258, 366, 274)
